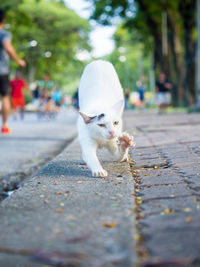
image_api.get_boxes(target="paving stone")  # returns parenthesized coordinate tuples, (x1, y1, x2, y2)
(0, 254, 43, 267)
(179, 166, 200, 176)
(139, 210, 200, 234)
(142, 230, 200, 259)
(135, 169, 183, 186)
(187, 175, 200, 189)
(128, 112, 200, 264)
(139, 195, 199, 215)
(138, 184, 192, 201)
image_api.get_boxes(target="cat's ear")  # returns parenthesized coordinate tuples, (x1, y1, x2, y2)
(111, 99, 124, 115)
(79, 112, 95, 124)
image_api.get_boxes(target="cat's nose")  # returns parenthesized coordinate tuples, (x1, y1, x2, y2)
(109, 130, 115, 138)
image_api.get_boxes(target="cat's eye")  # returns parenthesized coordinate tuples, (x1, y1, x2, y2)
(113, 121, 119, 125)
(98, 123, 106, 127)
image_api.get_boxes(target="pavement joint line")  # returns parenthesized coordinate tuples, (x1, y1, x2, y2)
(154, 227, 200, 232)
(134, 156, 162, 160)
(139, 209, 200, 219)
(141, 256, 200, 266)
(130, 161, 171, 170)
(179, 140, 200, 145)
(0, 247, 96, 264)
(138, 182, 185, 188)
(131, 146, 155, 150)
(0, 247, 33, 256)
(141, 194, 194, 202)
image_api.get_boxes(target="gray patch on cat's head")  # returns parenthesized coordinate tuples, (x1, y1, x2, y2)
(90, 116, 97, 122)
(97, 113, 105, 120)
(89, 113, 104, 123)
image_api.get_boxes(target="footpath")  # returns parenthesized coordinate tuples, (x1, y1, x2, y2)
(0, 110, 77, 200)
(125, 111, 200, 267)
(0, 111, 200, 267)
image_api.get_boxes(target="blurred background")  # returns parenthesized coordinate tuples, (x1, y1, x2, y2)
(1, 0, 200, 111)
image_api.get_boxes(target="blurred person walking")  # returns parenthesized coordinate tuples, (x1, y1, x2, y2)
(37, 73, 55, 119)
(72, 89, 79, 110)
(0, 9, 26, 134)
(136, 80, 146, 109)
(52, 88, 62, 108)
(124, 88, 130, 110)
(38, 73, 54, 99)
(10, 71, 28, 120)
(156, 72, 173, 114)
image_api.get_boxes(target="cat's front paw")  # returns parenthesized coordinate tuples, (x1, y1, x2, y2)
(92, 169, 108, 178)
(118, 132, 135, 149)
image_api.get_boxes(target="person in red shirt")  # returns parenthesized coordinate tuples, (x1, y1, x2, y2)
(10, 71, 27, 119)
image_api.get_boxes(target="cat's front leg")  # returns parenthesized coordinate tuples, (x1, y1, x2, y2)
(108, 132, 135, 162)
(117, 132, 135, 162)
(81, 141, 108, 178)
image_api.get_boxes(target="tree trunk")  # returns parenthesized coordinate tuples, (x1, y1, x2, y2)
(167, 12, 185, 106)
(179, 0, 196, 106)
(137, 0, 169, 76)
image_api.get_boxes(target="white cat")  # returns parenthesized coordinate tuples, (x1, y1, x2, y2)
(77, 60, 135, 177)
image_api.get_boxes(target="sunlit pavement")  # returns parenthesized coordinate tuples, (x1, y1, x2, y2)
(0, 111, 200, 266)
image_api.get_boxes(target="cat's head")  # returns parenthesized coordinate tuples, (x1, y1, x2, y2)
(79, 100, 124, 140)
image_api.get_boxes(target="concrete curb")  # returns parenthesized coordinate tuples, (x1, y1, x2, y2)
(0, 138, 137, 266)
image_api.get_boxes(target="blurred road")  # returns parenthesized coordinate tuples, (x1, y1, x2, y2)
(0, 109, 77, 195)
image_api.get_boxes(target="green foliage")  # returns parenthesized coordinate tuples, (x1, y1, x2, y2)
(105, 24, 150, 92)
(24, 90, 32, 104)
(91, 0, 132, 25)
(5, 0, 91, 92)
(89, 0, 153, 92)
(90, 0, 198, 105)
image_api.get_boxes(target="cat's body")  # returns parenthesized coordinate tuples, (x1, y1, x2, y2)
(77, 60, 135, 177)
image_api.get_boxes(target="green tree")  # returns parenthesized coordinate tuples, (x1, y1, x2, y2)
(105, 25, 150, 93)
(90, 0, 197, 106)
(4, 0, 91, 92)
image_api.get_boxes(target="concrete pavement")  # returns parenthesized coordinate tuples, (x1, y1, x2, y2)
(0, 109, 77, 200)
(0, 137, 136, 266)
(0, 111, 200, 266)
